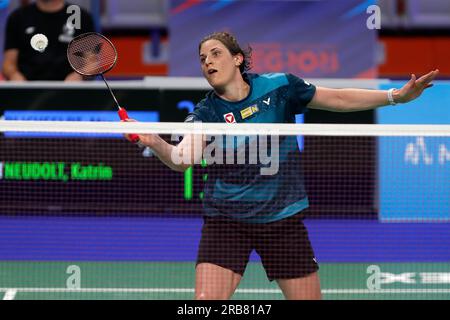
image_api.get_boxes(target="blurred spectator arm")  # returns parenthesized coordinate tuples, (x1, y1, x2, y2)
(2, 49, 26, 81)
(2, 10, 26, 81)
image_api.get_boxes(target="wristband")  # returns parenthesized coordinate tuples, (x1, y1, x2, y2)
(387, 88, 397, 106)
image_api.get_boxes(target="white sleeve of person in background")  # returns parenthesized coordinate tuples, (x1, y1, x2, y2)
(30, 34, 49, 53)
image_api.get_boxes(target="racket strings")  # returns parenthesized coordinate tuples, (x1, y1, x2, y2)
(67, 33, 117, 76)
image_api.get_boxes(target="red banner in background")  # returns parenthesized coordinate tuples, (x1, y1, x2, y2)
(107, 36, 168, 78)
(379, 37, 450, 78)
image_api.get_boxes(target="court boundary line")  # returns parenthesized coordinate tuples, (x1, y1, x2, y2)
(1, 288, 450, 295)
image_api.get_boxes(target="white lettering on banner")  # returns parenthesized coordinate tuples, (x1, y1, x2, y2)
(439, 144, 450, 165)
(420, 273, 450, 284)
(379, 273, 416, 284)
(367, 266, 450, 289)
(404, 137, 433, 165)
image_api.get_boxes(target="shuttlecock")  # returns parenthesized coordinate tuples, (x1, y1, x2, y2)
(30, 33, 48, 53)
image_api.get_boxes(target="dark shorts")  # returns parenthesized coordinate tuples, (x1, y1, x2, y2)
(196, 212, 319, 281)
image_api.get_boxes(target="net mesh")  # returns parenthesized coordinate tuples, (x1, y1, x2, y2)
(67, 33, 117, 76)
(0, 121, 449, 300)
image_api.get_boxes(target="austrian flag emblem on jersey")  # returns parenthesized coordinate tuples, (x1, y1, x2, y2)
(223, 112, 236, 123)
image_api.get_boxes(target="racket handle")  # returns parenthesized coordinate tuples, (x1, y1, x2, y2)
(118, 108, 140, 143)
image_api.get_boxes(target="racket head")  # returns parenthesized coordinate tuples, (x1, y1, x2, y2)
(67, 32, 118, 76)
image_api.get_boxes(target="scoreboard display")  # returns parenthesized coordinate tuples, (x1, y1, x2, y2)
(0, 85, 208, 216)
(0, 136, 204, 216)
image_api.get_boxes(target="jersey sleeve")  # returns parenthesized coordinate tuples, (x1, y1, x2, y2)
(4, 11, 20, 51)
(184, 101, 208, 122)
(286, 73, 317, 115)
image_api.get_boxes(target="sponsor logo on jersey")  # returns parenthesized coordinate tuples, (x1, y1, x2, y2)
(223, 112, 236, 123)
(240, 104, 259, 120)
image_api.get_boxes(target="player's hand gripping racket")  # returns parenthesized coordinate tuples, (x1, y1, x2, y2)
(67, 32, 140, 143)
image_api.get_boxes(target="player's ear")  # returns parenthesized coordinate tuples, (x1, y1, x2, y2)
(234, 53, 243, 67)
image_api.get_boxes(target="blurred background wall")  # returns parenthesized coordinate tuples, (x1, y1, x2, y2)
(0, 0, 449, 80)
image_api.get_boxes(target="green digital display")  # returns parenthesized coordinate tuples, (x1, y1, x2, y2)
(184, 159, 207, 200)
(1, 162, 113, 181)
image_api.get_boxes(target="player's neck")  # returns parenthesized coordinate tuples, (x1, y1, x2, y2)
(36, 0, 65, 13)
(215, 76, 250, 102)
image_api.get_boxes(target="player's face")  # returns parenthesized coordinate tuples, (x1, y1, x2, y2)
(199, 39, 242, 89)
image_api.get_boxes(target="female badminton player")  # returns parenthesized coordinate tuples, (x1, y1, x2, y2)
(126, 32, 438, 300)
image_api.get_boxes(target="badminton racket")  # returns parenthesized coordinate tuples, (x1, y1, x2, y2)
(67, 32, 140, 143)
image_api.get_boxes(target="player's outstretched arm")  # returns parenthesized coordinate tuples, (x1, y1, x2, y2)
(123, 120, 204, 172)
(307, 69, 439, 112)
(139, 133, 203, 172)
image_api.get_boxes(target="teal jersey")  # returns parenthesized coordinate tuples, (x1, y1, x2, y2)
(186, 73, 316, 223)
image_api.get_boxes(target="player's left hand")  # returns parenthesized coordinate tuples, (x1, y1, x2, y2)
(394, 69, 439, 103)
